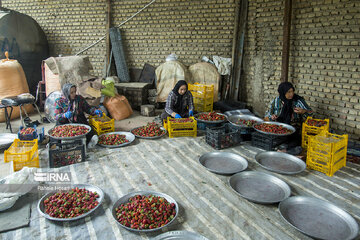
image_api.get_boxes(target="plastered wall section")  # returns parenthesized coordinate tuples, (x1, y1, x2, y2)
(242, 0, 360, 140)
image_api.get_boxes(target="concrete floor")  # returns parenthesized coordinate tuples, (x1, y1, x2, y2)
(0, 109, 162, 179)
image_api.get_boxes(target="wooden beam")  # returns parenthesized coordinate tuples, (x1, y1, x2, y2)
(281, 0, 292, 82)
(231, 0, 248, 100)
(105, 0, 111, 68)
(225, 0, 241, 100)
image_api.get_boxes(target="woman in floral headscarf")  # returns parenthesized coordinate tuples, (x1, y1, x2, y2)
(54, 83, 102, 146)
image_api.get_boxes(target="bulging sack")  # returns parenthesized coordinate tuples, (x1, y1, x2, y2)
(103, 94, 132, 120)
(0, 54, 33, 122)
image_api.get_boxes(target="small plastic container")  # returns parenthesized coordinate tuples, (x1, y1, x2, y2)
(18, 126, 38, 141)
(206, 123, 241, 150)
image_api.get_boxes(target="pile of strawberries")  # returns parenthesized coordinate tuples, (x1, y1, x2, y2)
(53, 154, 82, 167)
(306, 119, 327, 127)
(50, 125, 89, 138)
(19, 127, 36, 136)
(115, 194, 176, 230)
(254, 123, 292, 134)
(169, 118, 193, 123)
(198, 112, 226, 121)
(98, 134, 129, 145)
(44, 187, 99, 218)
(235, 119, 258, 127)
(132, 122, 165, 138)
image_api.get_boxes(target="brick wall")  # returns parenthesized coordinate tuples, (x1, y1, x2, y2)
(3, 0, 360, 140)
(2, 0, 236, 76)
(243, 0, 360, 140)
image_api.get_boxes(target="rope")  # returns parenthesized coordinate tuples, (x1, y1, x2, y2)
(75, 0, 156, 56)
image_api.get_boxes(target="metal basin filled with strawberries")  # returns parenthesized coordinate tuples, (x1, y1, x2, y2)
(252, 122, 295, 136)
(48, 123, 91, 140)
(228, 114, 263, 128)
(194, 112, 227, 124)
(97, 131, 135, 148)
(38, 183, 104, 221)
(112, 191, 179, 232)
(131, 122, 167, 139)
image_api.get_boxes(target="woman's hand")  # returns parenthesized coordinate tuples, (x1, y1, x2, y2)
(171, 112, 178, 118)
(271, 114, 278, 120)
(294, 107, 306, 114)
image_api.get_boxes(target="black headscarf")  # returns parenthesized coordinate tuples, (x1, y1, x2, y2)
(172, 80, 188, 112)
(277, 82, 299, 124)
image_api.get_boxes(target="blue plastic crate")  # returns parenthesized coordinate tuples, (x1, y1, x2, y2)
(18, 126, 44, 142)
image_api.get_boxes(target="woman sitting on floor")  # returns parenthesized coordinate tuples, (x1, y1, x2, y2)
(264, 81, 313, 155)
(54, 83, 102, 147)
(161, 80, 194, 121)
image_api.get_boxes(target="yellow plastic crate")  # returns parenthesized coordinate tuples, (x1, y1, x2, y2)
(166, 117, 197, 138)
(193, 96, 213, 112)
(189, 83, 214, 112)
(12, 152, 39, 172)
(188, 83, 214, 99)
(4, 139, 38, 163)
(306, 131, 348, 177)
(302, 117, 330, 149)
(89, 114, 115, 135)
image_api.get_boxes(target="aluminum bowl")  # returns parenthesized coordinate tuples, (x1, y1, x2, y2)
(48, 123, 92, 140)
(279, 196, 359, 240)
(98, 131, 135, 148)
(130, 126, 167, 139)
(112, 191, 179, 232)
(252, 121, 295, 136)
(38, 183, 104, 221)
(194, 112, 227, 124)
(228, 114, 263, 128)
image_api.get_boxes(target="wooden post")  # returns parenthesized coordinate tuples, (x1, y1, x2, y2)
(231, 0, 248, 100)
(106, 0, 111, 68)
(281, 0, 292, 82)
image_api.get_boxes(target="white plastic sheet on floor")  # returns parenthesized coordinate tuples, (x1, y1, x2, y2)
(1, 136, 359, 239)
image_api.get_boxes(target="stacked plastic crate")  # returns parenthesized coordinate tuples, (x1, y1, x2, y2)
(306, 131, 348, 176)
(188, 83, 214, 112)
(301, 117, 330, 149)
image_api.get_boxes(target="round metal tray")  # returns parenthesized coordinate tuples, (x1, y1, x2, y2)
(199, 152, 248, 175)
(279, 196, 359, 240)
(0, 133, 17, 150)
(255, 151, 306, 175)
(38, 183, 104, 221)
(252, 121, 295, 136)
(228, 114, 264, 128)
(48, 123, 92, 140)
(98, 131, 135, 148)
(229, 171, 291, 204)
(112, 190, 179, 232)
(130, 126, 167, 139)
(154, 231, 209, 240)
(194, 112, 227, 124)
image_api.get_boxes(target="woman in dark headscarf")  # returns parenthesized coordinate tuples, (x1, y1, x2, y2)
(264, 82, 313, 155)
(264, 82, 312, 125)
(161, 80, 194, 121)
(54, 83, 103, 146)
